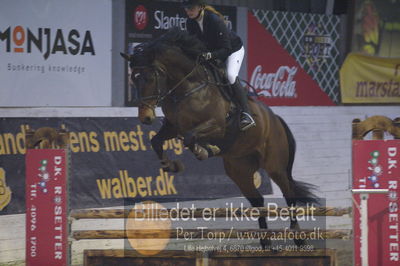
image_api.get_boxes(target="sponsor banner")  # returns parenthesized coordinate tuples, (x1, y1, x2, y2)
(125, 0, 237, 105)
(0, 117, 272, 215)
(0, 0, 112, 106)
(26, 149, 68, 266)
(248, 12, 336, 106)
(352, 140, 400, 266)
(0, 167, 11, 211)
(126, 0, 237, 43)
(352, 0, 400, 57)
(340, 53, 400, 103)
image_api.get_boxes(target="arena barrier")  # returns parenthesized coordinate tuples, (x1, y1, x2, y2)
(24, 115, 400, 266)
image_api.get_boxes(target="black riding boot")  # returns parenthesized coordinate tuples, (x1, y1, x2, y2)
(231, 77, 256, 131)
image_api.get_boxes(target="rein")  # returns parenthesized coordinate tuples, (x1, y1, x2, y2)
(157, 57, 203, 103)
(133, 56, 207, 107)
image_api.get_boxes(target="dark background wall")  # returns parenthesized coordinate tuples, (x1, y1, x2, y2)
(161, 0, 349, 14)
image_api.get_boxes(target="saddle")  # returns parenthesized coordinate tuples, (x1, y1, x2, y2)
(204, 60, 234, 102)
(203, 60, 257, 106)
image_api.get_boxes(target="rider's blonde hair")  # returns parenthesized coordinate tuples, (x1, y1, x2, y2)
(204, 5, 227, 25)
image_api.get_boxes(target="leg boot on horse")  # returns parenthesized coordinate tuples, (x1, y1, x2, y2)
(231, 77, 256, 131)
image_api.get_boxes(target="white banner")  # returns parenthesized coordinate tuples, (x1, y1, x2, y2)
(0, 0, 112, 106)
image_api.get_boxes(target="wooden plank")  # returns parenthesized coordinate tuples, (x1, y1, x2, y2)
(84, 249, 200, 266)
(83, 248, 336, 258)
(83, 249, 337, 266)
(208, 249, 337, 266)
(73, 228, 352, 240)
(70, 206, 351, 219)
(84, 249, 199, 258)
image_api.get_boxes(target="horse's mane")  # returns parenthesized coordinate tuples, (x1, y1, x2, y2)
(134, 27, 206, 63)
(159, 27, 206, 58)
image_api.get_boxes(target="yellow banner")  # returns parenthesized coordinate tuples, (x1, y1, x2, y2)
(340, 53, 400, 103)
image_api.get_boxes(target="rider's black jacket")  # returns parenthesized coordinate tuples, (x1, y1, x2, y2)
(186, 10, 243, 62)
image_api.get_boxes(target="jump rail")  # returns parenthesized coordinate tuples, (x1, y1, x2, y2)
(72, 228, 352, 240)
(70, 206, 352, 219)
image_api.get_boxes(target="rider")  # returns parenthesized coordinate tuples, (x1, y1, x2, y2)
(182, 0, 256, 131)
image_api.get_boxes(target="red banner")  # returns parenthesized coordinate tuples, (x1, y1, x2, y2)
(247, 12, 334, 106)
(352, 140, 400, 266)
(26, 149, 69, 266)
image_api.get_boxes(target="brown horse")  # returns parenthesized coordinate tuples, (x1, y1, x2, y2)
(122, 28, 317, 248)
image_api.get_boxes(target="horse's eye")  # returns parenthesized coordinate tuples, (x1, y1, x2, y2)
(134, 73, 141, 79)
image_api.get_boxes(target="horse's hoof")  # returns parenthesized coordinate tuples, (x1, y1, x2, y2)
(206, 144, 221, 156)
(161, 159, 175, 172)
(194, 144, 208, 160)
(269, 247, 280, 253)
(161, 166, 171, 172)
(161, 159, 170, 169)
(260, 239, 272, 250)
(294, 238, 306, 247)
(196, 152, 208, 160)
(171, 160, 185, 173)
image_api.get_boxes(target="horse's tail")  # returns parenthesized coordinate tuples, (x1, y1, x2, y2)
(277, 115, 319, 205)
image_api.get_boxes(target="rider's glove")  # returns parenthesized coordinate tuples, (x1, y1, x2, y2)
(201, 52, 213, 61)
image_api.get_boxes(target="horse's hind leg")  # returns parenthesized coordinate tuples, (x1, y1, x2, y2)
(263, 152, 316, 246)
(263, 117, 318, 246)
(223, 156, 271, 249)
(267, 170, 305, 246)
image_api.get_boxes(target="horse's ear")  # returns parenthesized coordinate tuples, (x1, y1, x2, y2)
(120, 52, 132, 61)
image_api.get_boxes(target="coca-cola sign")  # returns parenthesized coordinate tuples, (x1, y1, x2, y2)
(250, 65, 297, 98)
(247, 12, 334, 106)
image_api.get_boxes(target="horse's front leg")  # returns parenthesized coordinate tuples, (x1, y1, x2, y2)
(181, 132, 208, 160)
(151, 120, 184, 173)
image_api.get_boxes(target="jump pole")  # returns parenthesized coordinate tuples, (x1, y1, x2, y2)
(352, 189, 389, 266)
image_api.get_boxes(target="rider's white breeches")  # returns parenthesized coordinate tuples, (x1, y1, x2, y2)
(226, 46, 245, 84)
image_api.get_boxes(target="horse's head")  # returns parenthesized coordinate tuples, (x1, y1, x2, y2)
(121, 44, 167, 125)
(121, 28, 206, 125)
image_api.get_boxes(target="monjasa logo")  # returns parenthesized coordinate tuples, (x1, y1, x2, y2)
(134, 5, 148, 30)
(0, 26, 95, 60)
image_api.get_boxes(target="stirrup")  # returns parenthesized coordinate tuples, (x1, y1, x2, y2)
(240, 112, 256, 131)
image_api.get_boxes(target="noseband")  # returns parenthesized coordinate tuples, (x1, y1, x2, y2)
(131, 65, 164, 109)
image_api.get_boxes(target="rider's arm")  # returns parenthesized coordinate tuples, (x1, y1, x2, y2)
(208, 12, 232, 61)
